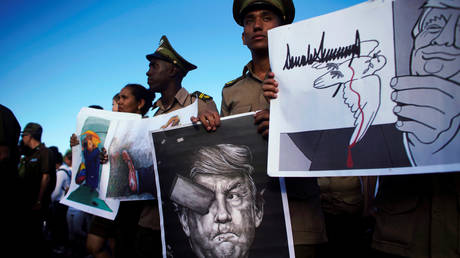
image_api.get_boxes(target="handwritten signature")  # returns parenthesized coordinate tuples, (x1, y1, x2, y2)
(283, 30, 361, 70)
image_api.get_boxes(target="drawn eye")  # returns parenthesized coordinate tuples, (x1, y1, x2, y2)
(425, 24, 443, 34)
(227, 193, 238, 200)
(422, 15, 447, 34)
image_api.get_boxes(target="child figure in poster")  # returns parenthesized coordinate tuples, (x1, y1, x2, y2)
(80, 130, 102, 190)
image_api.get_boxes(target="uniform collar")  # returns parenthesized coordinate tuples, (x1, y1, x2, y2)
(243, 61, 263, 83)
(153, 87, 189, 111)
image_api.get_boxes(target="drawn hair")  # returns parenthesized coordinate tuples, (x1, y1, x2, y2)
(82, 130, 101, 148)
(190, 144, 258, 200)
(413, 1, 460, 38)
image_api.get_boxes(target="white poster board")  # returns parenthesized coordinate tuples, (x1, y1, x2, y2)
(268, 0, 460, 177)
(62, 100, 198, 219)
(61, 108, 140, 220)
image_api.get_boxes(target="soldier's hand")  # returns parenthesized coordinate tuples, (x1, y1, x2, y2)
(191, 110, 221, 132)
(70, 133, 79, 147)
(100, 147, 108, 164)
(263, 72, 279, 99)
(254, 109, 270, 138)
(391, 75, 460, 166)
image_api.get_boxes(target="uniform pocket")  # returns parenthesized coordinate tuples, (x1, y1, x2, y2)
(373, 196, 419, 247)
(230, 105, 251, 115)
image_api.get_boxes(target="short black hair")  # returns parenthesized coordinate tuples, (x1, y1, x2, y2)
(89, 105, 104, 110)
(49, 146, 63, 165)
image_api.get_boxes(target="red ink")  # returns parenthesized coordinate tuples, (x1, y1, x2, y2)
(346, 65, 365, 168)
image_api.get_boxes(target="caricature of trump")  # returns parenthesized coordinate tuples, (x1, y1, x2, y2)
(170, 144, 265, 258)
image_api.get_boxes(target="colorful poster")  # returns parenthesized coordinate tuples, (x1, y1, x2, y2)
(61, 107, 140, 219)
(105, 100, 197, 201)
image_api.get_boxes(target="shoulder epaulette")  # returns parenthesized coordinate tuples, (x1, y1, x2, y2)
(224, 76, 244, 88)
(192, 91, 213, 102)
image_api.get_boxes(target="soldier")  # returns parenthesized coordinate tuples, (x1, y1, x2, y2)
(17, 122, 56, 256)
(137, 35, 219, 257)
(199, 1, 328, 257)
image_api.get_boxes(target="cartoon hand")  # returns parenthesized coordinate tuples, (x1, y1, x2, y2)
(99, 148, 108, 164)
(162, 115, 180, 129)
(343, 75, 381, 145)
(391, 76, 460, 166)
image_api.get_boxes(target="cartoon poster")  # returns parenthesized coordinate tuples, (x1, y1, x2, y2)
(105, 100, 197, 201)
(152, 113, 293, 258)
(61, 107, 140, 220)
(267, 0, 460, 177)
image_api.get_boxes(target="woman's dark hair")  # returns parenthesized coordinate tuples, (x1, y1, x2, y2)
(113, 93, 120, 101)
(123, 84, 155, 116)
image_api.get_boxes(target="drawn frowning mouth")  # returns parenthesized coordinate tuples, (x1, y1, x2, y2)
(421, 50, 460, 61)
(213, 233, 238, 242)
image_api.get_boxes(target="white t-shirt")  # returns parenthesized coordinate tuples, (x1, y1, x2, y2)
(51, 164, 71, 202)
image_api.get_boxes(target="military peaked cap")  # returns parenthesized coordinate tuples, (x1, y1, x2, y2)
(146, 35, 197, 73)
(233, 0, 295, 26)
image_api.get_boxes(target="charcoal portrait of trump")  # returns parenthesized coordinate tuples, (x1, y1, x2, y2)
(170, 144, 265, 258)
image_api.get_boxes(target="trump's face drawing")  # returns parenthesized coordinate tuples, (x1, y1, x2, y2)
(411, 6, 460, 81)
(178, 173, 264, 258)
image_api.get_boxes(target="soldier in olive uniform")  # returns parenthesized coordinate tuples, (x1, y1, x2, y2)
(220, 1, 328, 257)
(137, 35, 218, 257)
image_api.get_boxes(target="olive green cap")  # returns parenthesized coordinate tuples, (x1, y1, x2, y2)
(146, 35, 197, 73)
(233, 0, 295, 26)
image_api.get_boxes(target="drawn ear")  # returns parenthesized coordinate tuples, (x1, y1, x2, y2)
(178, 208, 191, 237)
(254, 188, 265, 228)
(242, 32, 247, 46)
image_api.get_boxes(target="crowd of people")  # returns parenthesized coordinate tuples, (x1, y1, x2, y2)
(2, 0, 459, 257)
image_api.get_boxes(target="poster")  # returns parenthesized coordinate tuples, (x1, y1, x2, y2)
(61, 107, 140, 219)
(267, 0, 460, 177)
(106, 101, 197, 201)
(152, 113, 293, 258)
(62, 101, 198, 219)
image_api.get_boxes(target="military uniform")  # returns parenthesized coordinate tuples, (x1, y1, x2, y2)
(222, 62, 328, 249)
(221, 62, 270, 116)
(154, 87, 216, 117)
(230, 0, 327, 256)
(373, 173, 460, 258)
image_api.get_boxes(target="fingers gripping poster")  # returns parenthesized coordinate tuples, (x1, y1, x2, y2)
(267, 0, 460, 177)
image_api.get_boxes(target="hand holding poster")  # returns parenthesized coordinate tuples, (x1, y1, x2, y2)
(267, 0, 460, 177)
